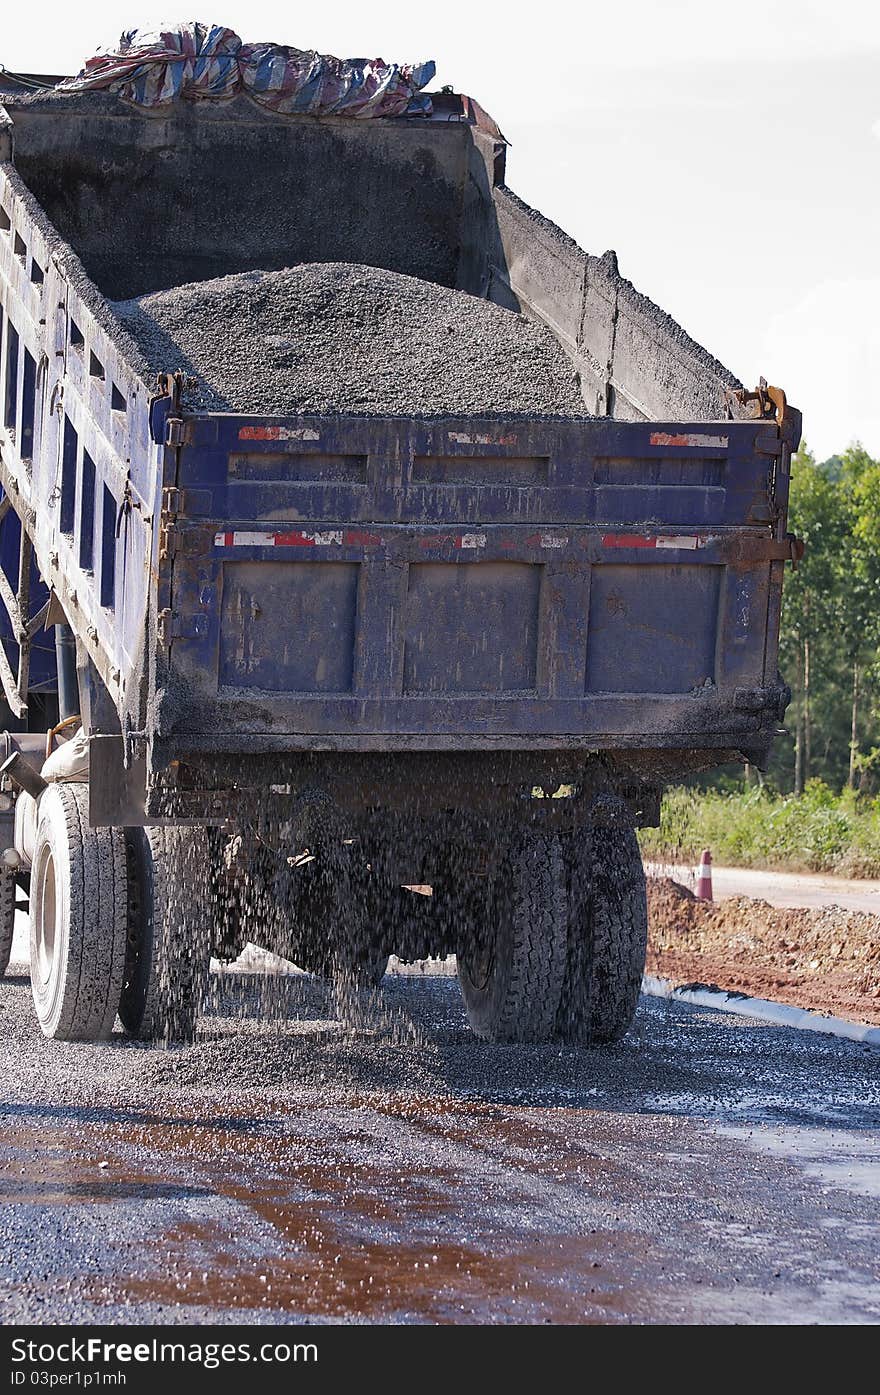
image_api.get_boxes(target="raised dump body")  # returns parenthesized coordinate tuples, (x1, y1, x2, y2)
(0, 81, 800, 1048)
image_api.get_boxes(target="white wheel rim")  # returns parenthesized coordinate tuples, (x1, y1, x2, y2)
(34, 846, 58, 989)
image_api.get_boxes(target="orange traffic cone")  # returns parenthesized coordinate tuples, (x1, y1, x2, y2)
(696, 848, 713, 901)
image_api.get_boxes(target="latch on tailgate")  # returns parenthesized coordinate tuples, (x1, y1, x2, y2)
(726, 377, 789, 432)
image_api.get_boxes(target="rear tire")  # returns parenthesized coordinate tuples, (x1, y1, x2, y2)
(456, 832, 568, 1043)
(557, 826, 647, 1043)
(29, 784, 128, 1041)
(0, 866, 16, 976)
(121, 825, 211, 1042)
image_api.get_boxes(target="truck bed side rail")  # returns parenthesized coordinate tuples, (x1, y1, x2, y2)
(0, 164, 161, 731)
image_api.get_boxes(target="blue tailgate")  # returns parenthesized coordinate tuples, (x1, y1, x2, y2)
(158, 413, 792, 754)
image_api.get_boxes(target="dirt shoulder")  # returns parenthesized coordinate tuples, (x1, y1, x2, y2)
(646, 878, 880, 1027)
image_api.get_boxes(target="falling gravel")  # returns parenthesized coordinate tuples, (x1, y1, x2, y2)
(111, 262, 590, 417)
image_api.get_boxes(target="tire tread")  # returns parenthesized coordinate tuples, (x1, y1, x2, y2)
(459, 832, 568, 1044)
(0, 867, 16, 976)
(120, 825, 210, 1042)
(30, 783, 127, 1041)
(558, 826, 647, 1044)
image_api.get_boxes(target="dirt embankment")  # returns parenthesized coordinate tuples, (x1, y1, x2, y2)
(647, 878, 880, 1027)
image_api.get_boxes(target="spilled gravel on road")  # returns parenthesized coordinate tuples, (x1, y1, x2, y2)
(2, 949, 878, 1120)
(2, 961, 879, 1324)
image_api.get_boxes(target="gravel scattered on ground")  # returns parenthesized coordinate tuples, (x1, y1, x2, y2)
(2, 962, 879, 1324)
(3, 943, 878, 1115)
(647, 877, 880, 1025)
(111, 262, 590, 417)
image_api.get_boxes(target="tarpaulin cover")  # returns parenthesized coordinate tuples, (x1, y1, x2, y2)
(59, 21, 435, 117)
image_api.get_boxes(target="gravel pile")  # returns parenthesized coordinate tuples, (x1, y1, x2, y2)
(111, 262, 590, 417)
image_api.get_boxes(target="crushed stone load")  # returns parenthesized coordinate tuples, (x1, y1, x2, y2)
(111, 262, 590, 417)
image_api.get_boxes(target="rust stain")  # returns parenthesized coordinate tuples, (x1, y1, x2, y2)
(112, 1197, 623, 1323)
(0, 1100, 682, 1323)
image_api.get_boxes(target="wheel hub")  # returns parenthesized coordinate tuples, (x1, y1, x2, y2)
(34, 849, 58, 988)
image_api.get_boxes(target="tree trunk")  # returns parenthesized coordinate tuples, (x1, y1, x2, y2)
(803, 635, 812, 785)
(849, 661, 860, 789)
(794, 641, 804, 796)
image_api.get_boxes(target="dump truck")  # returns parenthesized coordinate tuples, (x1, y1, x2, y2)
(0, 74, 801, 1046)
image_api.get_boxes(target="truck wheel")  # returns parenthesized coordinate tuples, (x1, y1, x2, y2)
(121, 826, 211, 1043)
(556, 826, 648, 1044)
(456, 832, 568, 1043)
(29, 784, 128, 1041)
(0, 867, 16, 975)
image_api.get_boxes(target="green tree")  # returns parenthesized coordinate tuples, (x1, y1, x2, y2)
(842, 446, 880, 785)
(779, 446, 849, 791)
(773, 443, 880, 793)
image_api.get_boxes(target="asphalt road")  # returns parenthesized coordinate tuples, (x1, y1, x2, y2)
(1, 951, 878, 1326)
(645, 862, 880, 914)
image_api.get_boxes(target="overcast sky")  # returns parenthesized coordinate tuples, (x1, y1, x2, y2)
(2, 0, 877, 459)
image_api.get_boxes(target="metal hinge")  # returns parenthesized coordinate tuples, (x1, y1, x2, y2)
(165, 418, 188, 448)
(157, 608, 209, 646)
(752, 425, 785, 458)
(158, 488, 179, 565)
(160, 485, 212, 519)
(161, 522, 211, 559)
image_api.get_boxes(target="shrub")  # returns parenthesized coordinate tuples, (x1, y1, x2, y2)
(638, 783, 880, 877)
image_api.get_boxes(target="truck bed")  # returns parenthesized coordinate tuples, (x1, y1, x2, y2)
(0, 89, 798, 811)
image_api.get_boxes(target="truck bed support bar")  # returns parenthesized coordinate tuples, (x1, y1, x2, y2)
(0, 526, 32, 719)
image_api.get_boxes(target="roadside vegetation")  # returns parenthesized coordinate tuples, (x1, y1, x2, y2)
(640, 443, 880, 877)
(639, 782, 880, 877)
(770, 442, 880, 793)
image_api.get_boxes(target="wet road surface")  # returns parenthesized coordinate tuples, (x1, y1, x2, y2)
(1, 956, 878, 1325)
